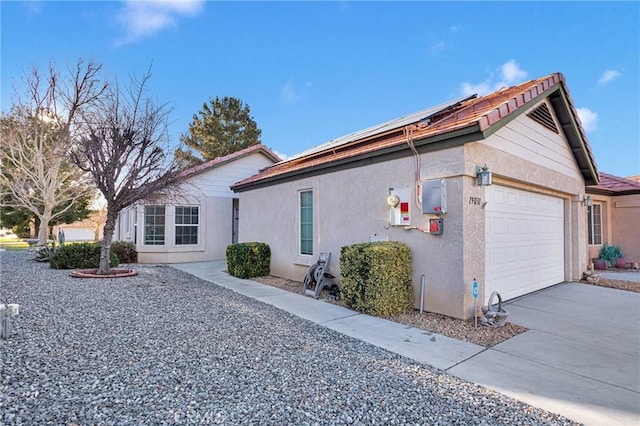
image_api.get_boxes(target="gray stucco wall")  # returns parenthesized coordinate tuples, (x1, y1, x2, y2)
(589, 193, 640, 264)
(131, 196, 233, 264)
(239, 146, 478, 318)
(238, 117, 588, 319)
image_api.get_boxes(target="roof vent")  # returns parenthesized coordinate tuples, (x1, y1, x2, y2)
(527, 102, 559, 133)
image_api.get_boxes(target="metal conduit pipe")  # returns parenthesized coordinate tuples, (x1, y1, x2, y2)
(420, 275, 425, 314)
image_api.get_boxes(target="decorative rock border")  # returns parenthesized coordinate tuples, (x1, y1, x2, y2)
(70, 269, 138, 278)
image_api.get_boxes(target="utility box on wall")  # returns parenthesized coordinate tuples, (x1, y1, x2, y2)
(388, 187, 411, 226)
(429, 217, 443, 235)
(422, 179, 447, 214)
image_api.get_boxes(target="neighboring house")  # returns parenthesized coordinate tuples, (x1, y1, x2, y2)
(586, 173, 640, 264)
(114, 144, 280, 263)
(231, 73, 599, 320)
(53, 209, 106, 242)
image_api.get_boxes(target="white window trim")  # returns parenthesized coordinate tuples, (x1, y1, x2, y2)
(298, 188, 314, 259)
(143, 205, 166, 246)
(175, 205, 200, 246)
(587, 203, 602, 246)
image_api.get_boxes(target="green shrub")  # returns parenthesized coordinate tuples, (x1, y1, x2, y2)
(340, 241, 413, 316)
(226, 242, 270, 279)
(33, 244, 56, 262)
(111, 241, 138, 264)
(50, 242, 119, 270)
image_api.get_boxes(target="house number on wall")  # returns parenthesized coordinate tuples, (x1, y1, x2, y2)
(468, 196, 482, 206)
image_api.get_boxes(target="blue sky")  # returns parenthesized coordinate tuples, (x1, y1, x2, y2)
(2, 1, 639, 177)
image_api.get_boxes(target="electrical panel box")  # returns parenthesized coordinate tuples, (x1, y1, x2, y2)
(388, 187, 411, 226)
(429, 218, 443, 235)
(422, 179, 447, 214)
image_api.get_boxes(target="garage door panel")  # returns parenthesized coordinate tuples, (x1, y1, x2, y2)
(486, 186, 565, 302)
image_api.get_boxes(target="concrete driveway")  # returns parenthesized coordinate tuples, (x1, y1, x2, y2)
(448, 283, 640, 425)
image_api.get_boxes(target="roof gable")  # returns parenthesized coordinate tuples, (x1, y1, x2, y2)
(232, 73, 599, 191)
(181, 144, 281, 179)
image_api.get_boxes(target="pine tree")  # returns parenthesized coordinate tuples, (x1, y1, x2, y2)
(177, 96, 261, 166)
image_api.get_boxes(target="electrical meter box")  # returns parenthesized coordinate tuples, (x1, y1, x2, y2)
(422, 179, 447, 214)
(388, 187, 411, 226)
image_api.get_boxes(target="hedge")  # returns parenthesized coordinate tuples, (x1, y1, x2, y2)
(50, 242, 119, 270)
(340, 241, 413, 316)
(226, 242, 271, 279)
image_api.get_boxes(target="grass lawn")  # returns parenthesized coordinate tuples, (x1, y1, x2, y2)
(0, 238, 30, 251)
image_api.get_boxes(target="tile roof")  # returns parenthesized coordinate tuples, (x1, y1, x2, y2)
(180, 144, 281, 179)
(588, 172, 640, 195)
(283, 94, 476, 163)
(232, 73, 598, 191)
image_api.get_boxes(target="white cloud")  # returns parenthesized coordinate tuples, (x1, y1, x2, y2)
(115, 0, 204, 46)
(576, 107, 598, 132)
(280, 81, 312, 103)
(428, 41, 446, 56)
(23, 1, 44, 14)
(272, 150, 290, 161)
(459, 59, 528, 96)
(460, 81, 491, 97)
(597, 70, 621, 86)
(500, 59, 528, 85)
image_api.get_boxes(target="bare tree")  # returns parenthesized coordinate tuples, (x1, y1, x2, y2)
(0, 60, 106, 245)
(71, 69, 186, 274)
(86, 206, 108, 241)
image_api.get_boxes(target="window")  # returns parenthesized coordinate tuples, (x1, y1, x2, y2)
(299, 190, 313, 256)
(587, 204, 602, 245)
(175, 206, 199, 245)
(144, 206, 165, 245)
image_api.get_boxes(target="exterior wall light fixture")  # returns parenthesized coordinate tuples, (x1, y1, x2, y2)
(582, 195, 593, 207)
(476, 164, 493, 186)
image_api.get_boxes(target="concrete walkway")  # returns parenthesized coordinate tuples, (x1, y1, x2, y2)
(173, 261, 640, 426)
(600, 270, 640, 282)
(172, 260, 484, 371)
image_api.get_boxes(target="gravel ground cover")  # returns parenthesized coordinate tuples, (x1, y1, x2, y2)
(580, 270, 640, 293)
(1, 252, 578, 425)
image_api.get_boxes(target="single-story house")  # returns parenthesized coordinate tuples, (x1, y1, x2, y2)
(586, 173, 640, 264)
(114, 144, 280, 263)
(231, 72, 599, 320)
(53, 210, 105, 242)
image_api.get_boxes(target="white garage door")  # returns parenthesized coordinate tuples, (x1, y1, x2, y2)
(485, 185, 565, 302)
(60, 228, 95, 242)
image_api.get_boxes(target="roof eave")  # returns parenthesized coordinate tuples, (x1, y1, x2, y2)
(547, 87, 599, 186)
(183, 144, 280, 179)
(232, 125, 483, 192)
(234, 73, 600, 191)
(586, 187, 640, 196)
(477, 83, 599, 186)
